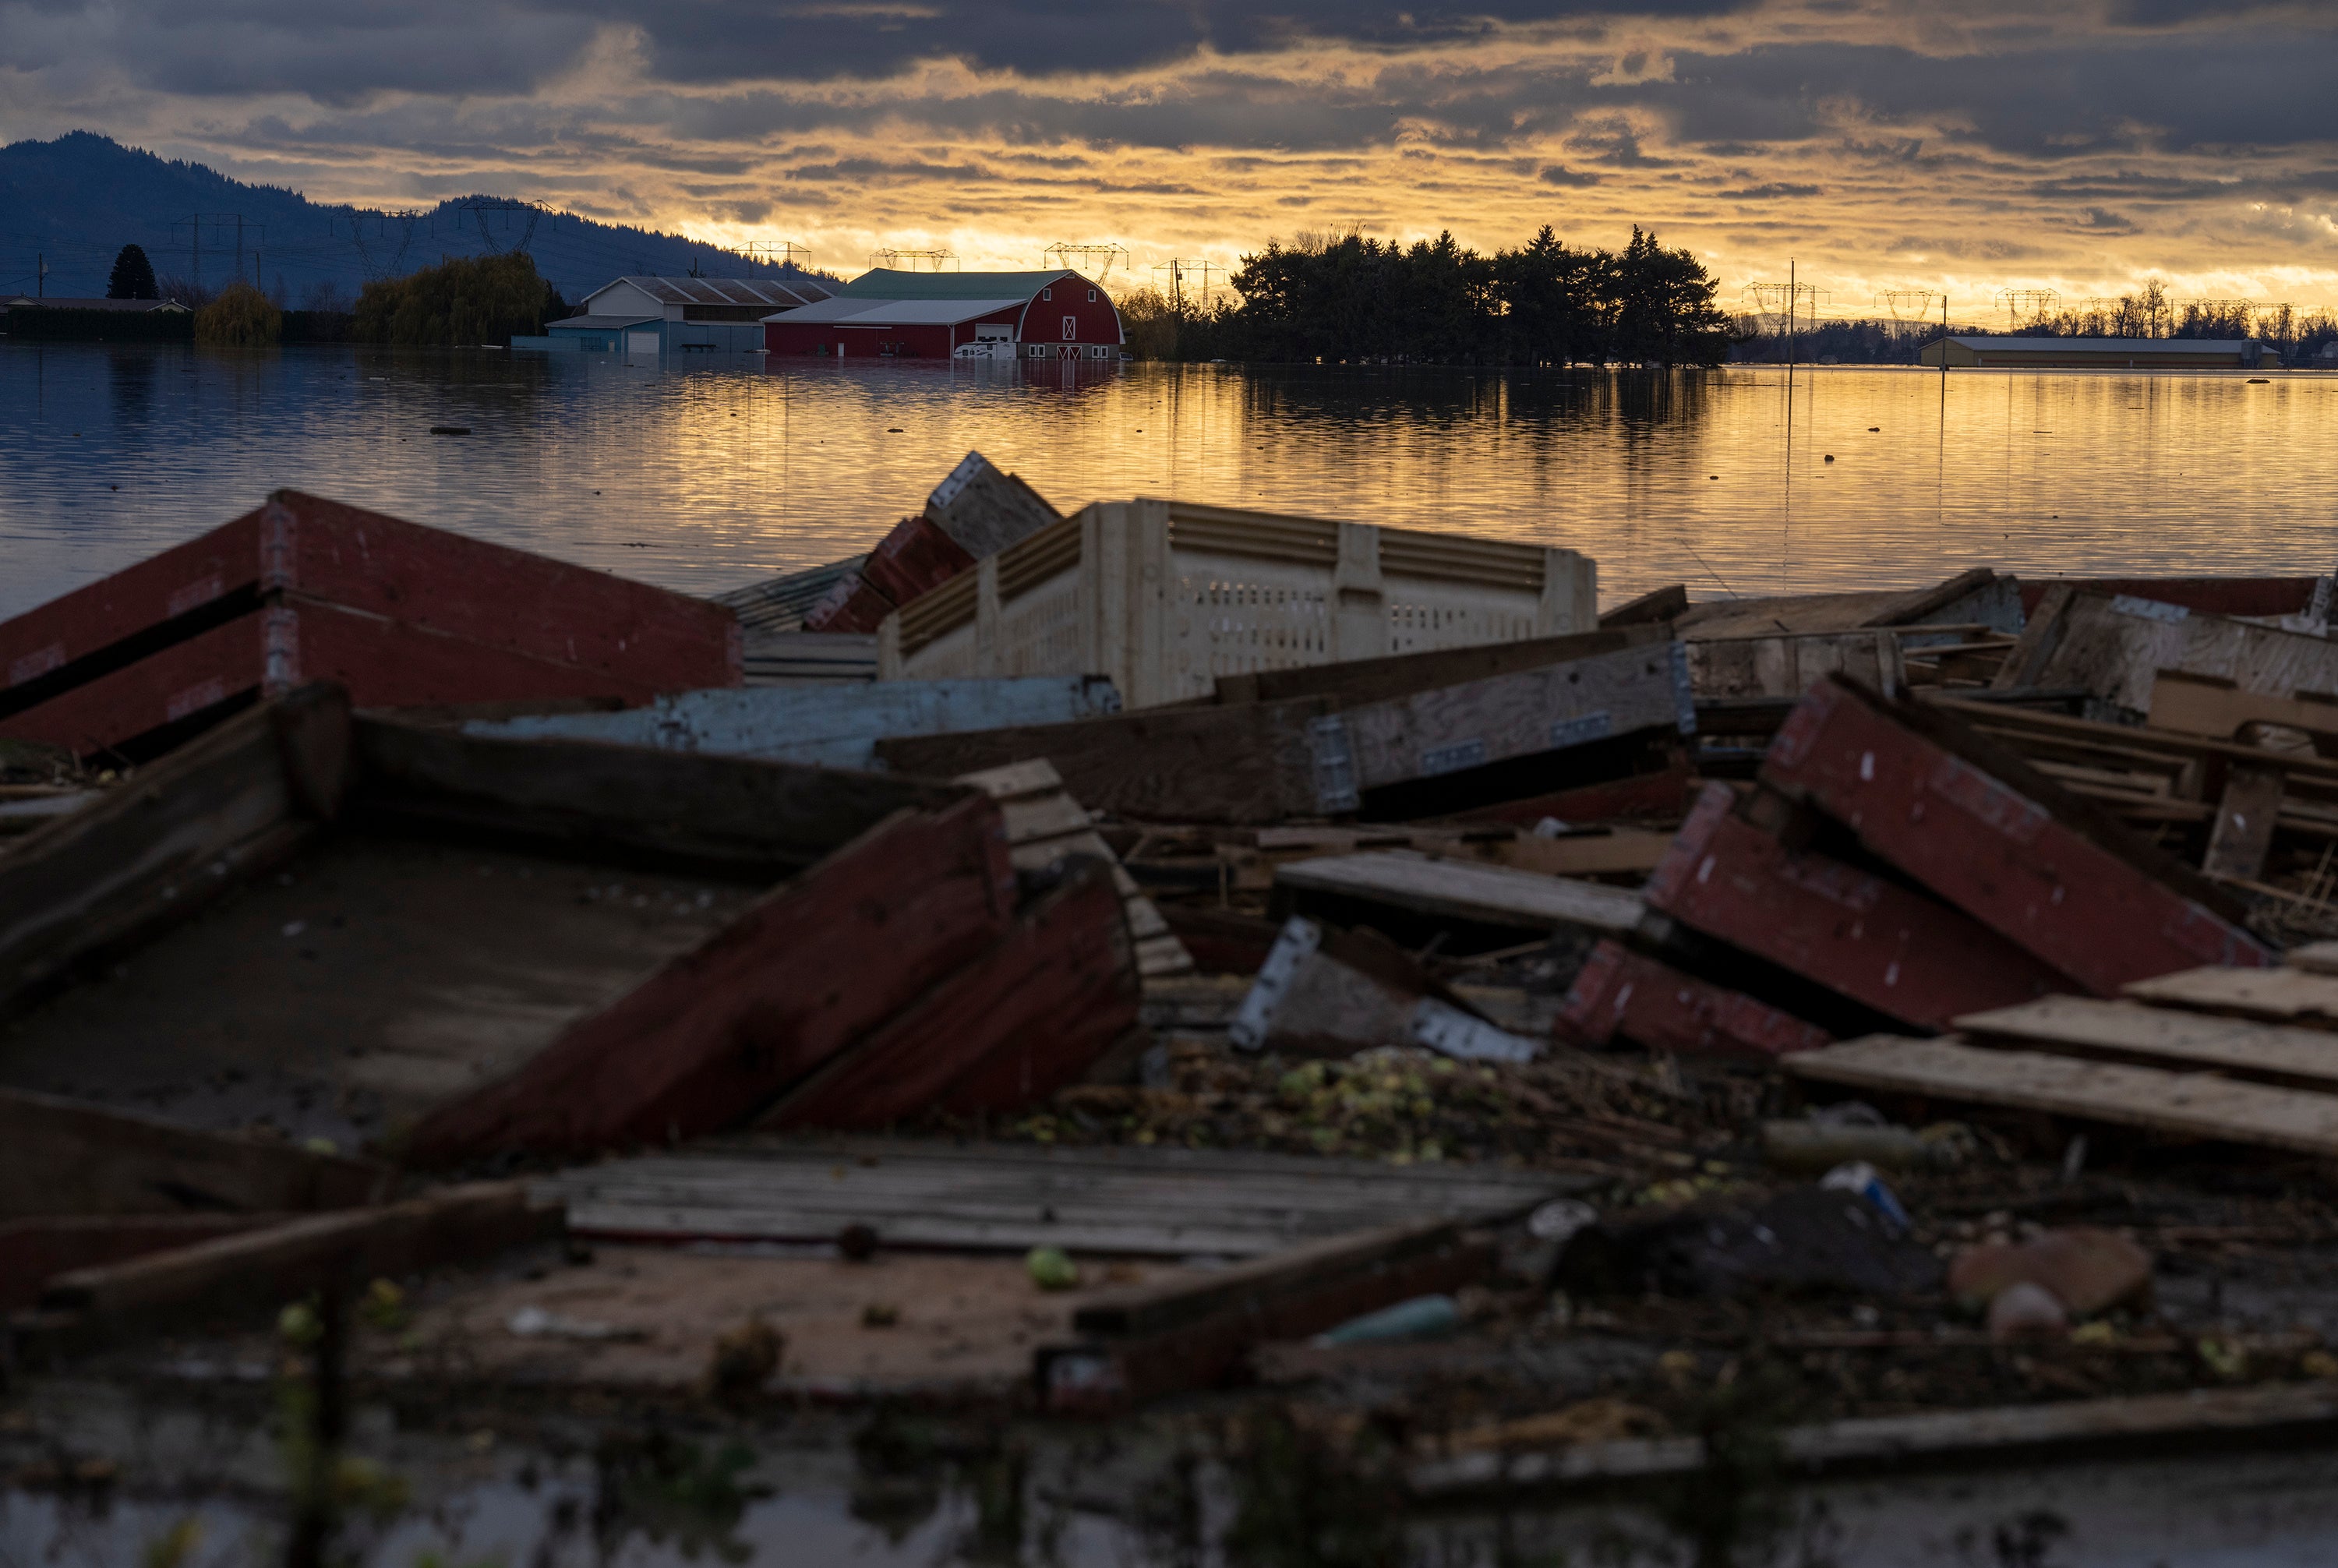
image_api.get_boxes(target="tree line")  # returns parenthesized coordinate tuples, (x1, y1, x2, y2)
(1118, 226, 1736, 367)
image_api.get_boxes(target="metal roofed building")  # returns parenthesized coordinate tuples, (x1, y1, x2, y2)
(764, 269, 1124, 361)
(521, 275, 834, 355)
(3, 296, 191, 313)
(1918, 335, 2283, 369)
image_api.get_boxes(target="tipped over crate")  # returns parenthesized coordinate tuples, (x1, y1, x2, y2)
(876, 498, 1596, 709)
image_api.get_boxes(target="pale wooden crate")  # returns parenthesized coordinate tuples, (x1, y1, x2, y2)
(878, 498, 1596, 708)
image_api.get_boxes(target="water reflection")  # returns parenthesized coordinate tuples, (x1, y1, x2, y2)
(3, 344, 2333, 622)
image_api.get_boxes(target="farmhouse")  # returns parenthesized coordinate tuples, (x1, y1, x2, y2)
(763, 269, 1123, 360)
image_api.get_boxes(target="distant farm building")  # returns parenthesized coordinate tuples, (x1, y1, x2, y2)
(763, 270, 1124, 360)
(521, 277, 832, 355)
(2, 295, 189, 314)
(1918, 335, 2283, 370)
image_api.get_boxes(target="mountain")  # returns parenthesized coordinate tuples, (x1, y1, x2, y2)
(0, 132, 833, 306)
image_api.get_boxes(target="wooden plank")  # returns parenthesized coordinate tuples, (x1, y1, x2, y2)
(0, 1086, 387, 1219)
(1686, 630, 1905, 701)
(1558, 939, 1833, 1058)
(0, 688, 340, 1017)
(2288, 941, 2338, 976)
(924, 450, 1064, 559)
(1273, 851, 1647, 938)
(2205, 765, 2284, 881)
(1040, 1220, 1494, 1408)
(1939, 694, 2338, 786)
(856, 513, 979, 606)
(1643, 783, 2070, 1030)
(399, 795, 1019, 1163)
(463, 676, 1124, 771)
(2124, 966, 2338, 1030)
(548, 1140, 1575, 1256)
(2017, 577, 2323, 623)
(0, 1213, 281, 1311)
(2150, 669, 2338, 749)
(1785, 1035, 2338, 1157)
(39, 1181, 563, 1333)
(352, 712, 968, 880)
(1410, 1381, 2338, 1496)
(1761, 676, 2268, 992)
(1454, 761, 1698, 828)
(761, 861, 1139, 1129)
(1956, 996, 2338, 1091)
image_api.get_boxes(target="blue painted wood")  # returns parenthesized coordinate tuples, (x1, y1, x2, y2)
(464, 676, 1123, 771)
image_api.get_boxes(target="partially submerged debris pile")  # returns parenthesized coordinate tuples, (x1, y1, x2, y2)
(10, 463, 2338, 1510)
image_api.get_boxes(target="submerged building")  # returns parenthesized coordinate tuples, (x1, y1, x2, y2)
(1918, 335, 2283, 369)
(522, 277, 832, 355)
(762, 269, 1124, 361)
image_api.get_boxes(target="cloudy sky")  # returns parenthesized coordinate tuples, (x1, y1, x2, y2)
(5, 0, 2337, 313)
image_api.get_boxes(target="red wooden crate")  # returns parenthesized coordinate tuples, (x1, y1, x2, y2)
(1558, 938, 1833, 1059)
(2, 490, 740, 749)
(402, 793, 1019, 1162)
(1760, 676, 2269, 991)
(1644, 782, 2071, 1031)
(768, 863, 1139, 1129)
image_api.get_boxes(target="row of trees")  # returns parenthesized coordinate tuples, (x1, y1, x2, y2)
(99, 242, 557, 346)
(1119, 226, 1736, 367)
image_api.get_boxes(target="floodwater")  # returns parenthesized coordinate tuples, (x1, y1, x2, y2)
(3, 344, 2335, 623)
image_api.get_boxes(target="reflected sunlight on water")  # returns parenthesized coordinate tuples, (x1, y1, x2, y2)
(4, 343, 2333, 620)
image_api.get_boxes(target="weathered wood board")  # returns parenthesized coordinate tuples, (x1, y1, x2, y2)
(1558, 939, 1833, 1058)
(547, 1139, 1581, 1258)
(1761, 676, 2269, 991)
(1273, 851, 1648, 940)
(1643, 784, 2070, 1030)
(1997, 589, 2338, 713)
(879, 637, 1693, 824)
(1686, 630, 1905, 701)
(2124, 966, 2338, 1030)
(463, 676, 1124, 771)
(1786, 1035, 2338, 1157)
(2203, 765, 2283, 882)
(1958, 995, 2338, 1090)
(2149, 670, 2338, 749)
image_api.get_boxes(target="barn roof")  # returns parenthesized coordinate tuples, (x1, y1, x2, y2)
(592, 277, 832, 307)
(839, 268, 1080, 301)
(765, 296, 1031, 327)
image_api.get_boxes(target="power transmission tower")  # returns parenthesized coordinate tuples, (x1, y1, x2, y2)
(870, 249, 959, 270)
(1742, 280, 1823, 341)
(1877, 290, 1945, 322)
(1994, 288, 2059, 330)
(1152, 260, 1225, 312)
(345, 210, 424, 282)
(171, 214, 260, 291)
(454, 198, 545, 256)
(1042, 242, 1131, 284)
(741, 241, 811, 272)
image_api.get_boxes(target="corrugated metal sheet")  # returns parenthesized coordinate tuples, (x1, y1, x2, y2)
(772, 296, 1027, 326)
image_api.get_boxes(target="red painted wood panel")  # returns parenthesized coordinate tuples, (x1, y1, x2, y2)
(1557, 938, 1833, 1059)
(1760, 677, 2269, 990)
(857, 514, 977, 606)
(800, 572, 898, 634)
(401, 793, 1019, 1163)
(1644, 783, 2071, 1030)
(768, 863, 1138, 1129)
(4, 598, 696, 760)
(0, 489, 739, 711)
(2016, 577, 2317, 621)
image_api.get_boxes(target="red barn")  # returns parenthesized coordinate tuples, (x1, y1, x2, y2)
(762, 268, 1123, 360)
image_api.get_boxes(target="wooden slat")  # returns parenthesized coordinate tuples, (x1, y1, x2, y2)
(2124, 966, 2338, 1030)
(1274, 851, 1647, 938)
(2150, 669, 2338, 748)
(2204, 766, 2284, 882)
(1785, 1036, 2338, 1156)
(2287, 941, 2338, 976)
(1956, 996, 2338, 1091)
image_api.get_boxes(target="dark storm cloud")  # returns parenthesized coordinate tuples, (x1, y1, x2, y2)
(1538, 163, 1603, 185)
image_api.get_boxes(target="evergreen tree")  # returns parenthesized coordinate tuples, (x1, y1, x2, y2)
(107, 243, 159, 300)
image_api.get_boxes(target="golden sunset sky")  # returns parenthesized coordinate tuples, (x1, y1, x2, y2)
(5, 1, 2336, 316)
